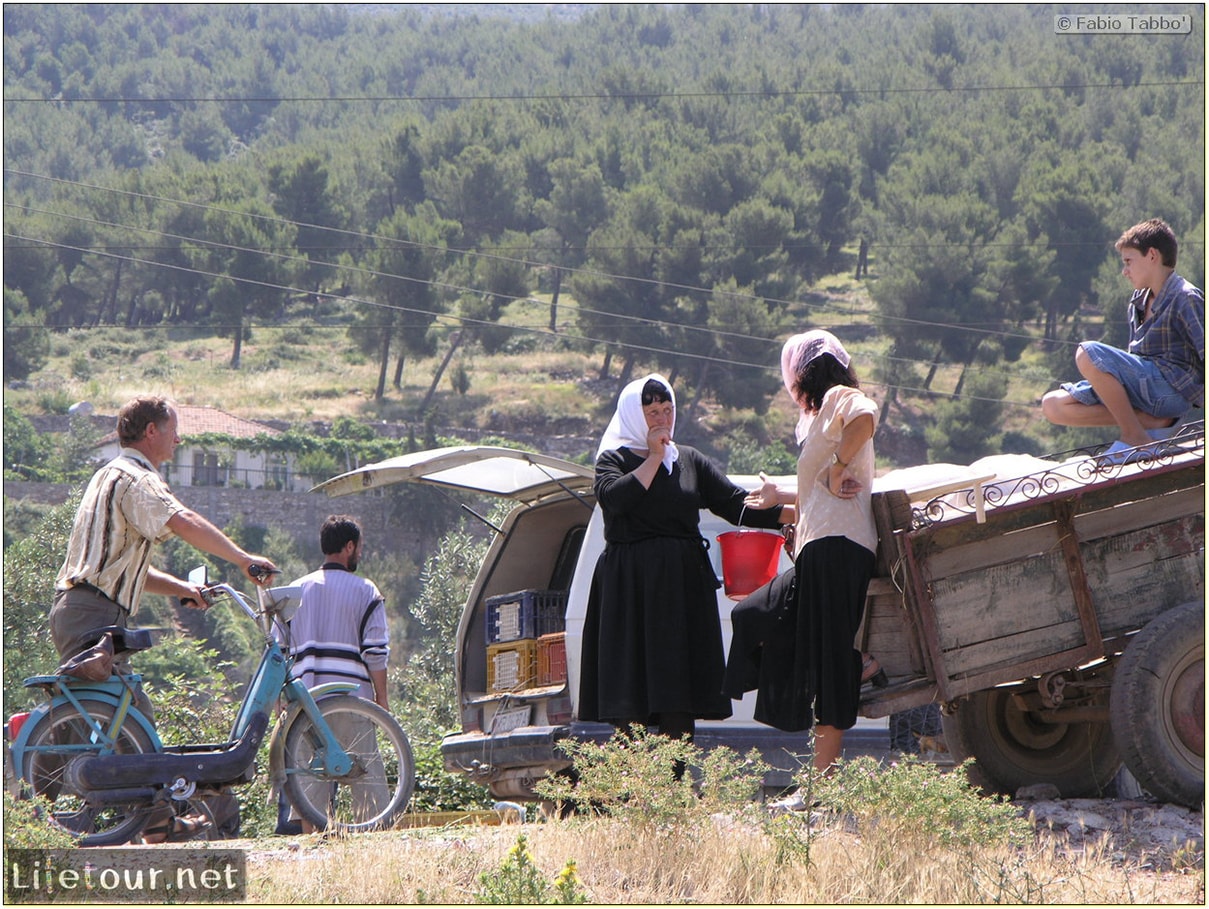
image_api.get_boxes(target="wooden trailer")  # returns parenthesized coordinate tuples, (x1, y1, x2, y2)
(858, 427, 1204, 808)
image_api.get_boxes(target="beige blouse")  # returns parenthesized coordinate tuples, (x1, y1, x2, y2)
(793, 385, 879, 556)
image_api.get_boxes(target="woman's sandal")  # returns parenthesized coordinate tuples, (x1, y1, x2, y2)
(141, 812, 212, 844)
(861, 653, 888, 689)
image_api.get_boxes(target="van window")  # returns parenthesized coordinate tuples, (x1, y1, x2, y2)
(549, 524, 587, 591)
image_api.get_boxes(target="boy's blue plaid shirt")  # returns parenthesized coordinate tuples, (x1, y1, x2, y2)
(1128, 271, 1205, 407)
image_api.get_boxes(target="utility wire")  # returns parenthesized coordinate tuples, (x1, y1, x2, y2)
(3, 79, 1202, 105)
(5, 170, 1099, 345)
(3, 231, 1053, 410)
(4, 203, 1083, 389)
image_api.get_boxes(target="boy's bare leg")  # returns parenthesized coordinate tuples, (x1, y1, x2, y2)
(1041, 390, 1175, 431)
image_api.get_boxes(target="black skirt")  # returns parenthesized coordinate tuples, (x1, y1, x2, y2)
(722, 535, 873, 732)
(578, 534, 733, 725)
(795, 535, 875, 730)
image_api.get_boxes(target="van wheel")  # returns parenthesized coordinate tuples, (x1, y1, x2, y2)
(941, 686, 1120, 797)
(1109, 602, 1204, 809)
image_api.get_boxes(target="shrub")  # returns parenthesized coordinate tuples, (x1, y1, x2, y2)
(534, 726, 768, 828)
(813, 755, 1032, 852)
(2, 792, 78, 851)
(475, 833, 588, 905)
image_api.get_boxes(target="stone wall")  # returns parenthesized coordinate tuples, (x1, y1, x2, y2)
(3, 481, 420, 563)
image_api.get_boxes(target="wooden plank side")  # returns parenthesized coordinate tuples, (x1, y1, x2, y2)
(1093, 554, 1205, 636)
(1075, 485, 1206, 543)
(939, 645, 1102, 700)
(930, 550, 1078, 652)
(863, 588, 926, 678)
(942, 620, 1087, 677)
(925, 522, 1061, 578)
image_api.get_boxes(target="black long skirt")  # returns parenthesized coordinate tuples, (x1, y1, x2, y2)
(795, 535, 875, 730)
(578, 535, 733, 725)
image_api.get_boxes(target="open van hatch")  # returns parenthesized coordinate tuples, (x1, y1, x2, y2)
(311, 445, 594, 504)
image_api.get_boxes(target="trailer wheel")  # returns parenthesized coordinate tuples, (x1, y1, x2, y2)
(941, 686, 1120, 798)
(1109, 602, 1204, 809)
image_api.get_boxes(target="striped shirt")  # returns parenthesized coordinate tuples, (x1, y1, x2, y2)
(55, 448, 184, 612)
(277, 564, 389, 700)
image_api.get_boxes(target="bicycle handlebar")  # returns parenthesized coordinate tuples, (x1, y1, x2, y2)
(248, 564, 281, 582)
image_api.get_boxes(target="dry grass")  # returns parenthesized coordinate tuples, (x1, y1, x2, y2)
(17, 317, 609, 428)
(242, 814, 1204, 904)
(14, 284, 1080, 464)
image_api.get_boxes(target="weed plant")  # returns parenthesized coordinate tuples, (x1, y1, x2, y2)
(475, 833, 587, 904)
(814, 754, 1032, 851)
(2, 792, 78, 851)
(533, 726, 768, 828)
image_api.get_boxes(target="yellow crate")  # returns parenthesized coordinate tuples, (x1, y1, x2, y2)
(487, 640, 538, 692)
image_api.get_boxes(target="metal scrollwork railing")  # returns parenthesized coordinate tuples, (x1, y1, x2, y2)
(909, 421, 1204, 529)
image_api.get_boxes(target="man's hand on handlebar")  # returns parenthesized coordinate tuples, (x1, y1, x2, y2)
(244, 559, 280, 586)
(179, 584, 211, 611)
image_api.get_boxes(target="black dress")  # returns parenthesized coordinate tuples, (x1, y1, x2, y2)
(578, 445, 783, 725)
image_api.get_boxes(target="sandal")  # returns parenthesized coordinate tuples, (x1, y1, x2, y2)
(141, 812, 212, 844)
(861, 653, 888, 688)
(1096, 440, 1156, 469)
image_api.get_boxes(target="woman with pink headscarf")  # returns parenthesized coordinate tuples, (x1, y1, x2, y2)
(747, 330, 882, 772)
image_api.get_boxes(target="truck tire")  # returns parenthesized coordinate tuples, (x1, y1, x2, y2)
(1109, 602, 1204, 809)
(941, 686, 1120, 798)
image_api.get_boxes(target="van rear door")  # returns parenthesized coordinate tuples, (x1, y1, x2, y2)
(312, 445, 594, 504)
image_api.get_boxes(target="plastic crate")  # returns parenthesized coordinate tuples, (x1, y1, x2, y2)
(537, 632, 567, 686)
(485, 590, 567, 644)
(487, 640, 538, 692)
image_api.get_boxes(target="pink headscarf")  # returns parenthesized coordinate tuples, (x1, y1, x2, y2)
(780, 330, 852, 443)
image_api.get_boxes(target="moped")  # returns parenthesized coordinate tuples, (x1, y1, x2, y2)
(6, 567, 414, 845)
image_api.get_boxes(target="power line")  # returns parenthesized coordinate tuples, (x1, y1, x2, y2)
(3, 232, 1058, 410)
(3, 79, 1201, 106)
(5, 169, 1100, 347)
(4, 204, 1082, 386)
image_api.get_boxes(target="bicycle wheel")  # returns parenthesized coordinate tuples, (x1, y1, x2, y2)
(282, 696, 414, 832)
(19, 696, 158, 846)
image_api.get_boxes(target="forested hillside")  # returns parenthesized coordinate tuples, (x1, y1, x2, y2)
(3, 3, 1205, 456)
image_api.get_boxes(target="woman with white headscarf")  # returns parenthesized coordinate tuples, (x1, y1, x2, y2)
(578, 374, 785, 745)
(746, 330, 882, 772)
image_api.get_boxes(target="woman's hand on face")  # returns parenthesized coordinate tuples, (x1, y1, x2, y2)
(646, 425, 670, 460)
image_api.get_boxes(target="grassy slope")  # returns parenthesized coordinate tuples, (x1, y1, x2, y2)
(7, 273, 1072, 469)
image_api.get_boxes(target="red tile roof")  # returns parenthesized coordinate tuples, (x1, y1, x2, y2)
(97, 405, 279, 445)
(175, 405, 278, 439)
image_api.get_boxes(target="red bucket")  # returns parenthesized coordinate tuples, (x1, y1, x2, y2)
(717, 529, 783, 601)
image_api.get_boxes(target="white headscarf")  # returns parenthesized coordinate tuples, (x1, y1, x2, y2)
(780, 330, 852, 444)
(596, 373, 679, 472)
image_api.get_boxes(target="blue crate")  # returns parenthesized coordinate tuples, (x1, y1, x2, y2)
(485, 590, 566, 644)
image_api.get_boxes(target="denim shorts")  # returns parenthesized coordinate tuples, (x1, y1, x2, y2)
(1061, 342, 1190, 419)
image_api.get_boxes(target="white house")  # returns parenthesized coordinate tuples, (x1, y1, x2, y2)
(94, 404, 304, 491)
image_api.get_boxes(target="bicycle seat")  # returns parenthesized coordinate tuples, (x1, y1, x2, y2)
(85, 626, 154, 654)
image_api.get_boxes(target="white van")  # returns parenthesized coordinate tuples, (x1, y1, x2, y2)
(314, 445, 889, 801)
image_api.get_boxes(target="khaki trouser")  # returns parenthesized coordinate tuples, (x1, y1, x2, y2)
(49, 586, 153, 719)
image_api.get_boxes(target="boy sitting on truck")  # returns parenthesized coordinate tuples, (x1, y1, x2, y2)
(1041, 218, 1204, 462)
